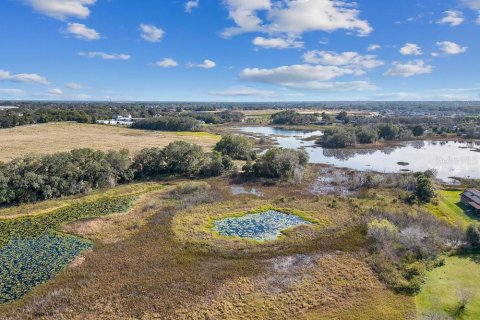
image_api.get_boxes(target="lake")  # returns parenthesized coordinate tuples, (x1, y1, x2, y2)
(240, 126, 480, 182)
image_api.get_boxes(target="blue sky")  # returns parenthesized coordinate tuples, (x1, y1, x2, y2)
(0, 0, 479, 101)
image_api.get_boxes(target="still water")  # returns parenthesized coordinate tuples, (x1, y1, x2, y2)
(240, 126, 480, 182)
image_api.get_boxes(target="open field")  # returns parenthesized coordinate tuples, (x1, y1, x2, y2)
(0, 122, 220, 162)
(0, 178, 415, 319)
(425, 190, 479, 227)
(416, 255, 480, 319)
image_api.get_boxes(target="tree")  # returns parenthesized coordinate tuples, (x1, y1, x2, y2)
(378, 124, 400, 141)
(319, 128, 356, 148)
(131, 148, 165, 178)
(414, 172, 435, 203)
(200, 152, 234, 177)
(356, 127, 378, 144)
(214, 135, 254, 160)
(336, 111, 350, 123)
(252, 148, 309, 180)
(271, 110, 316, 125)
(410, 125, 425, 137)
(466, 224, 480, 249)
(162, 141, 207, 176)
(131, 116, 201, 131)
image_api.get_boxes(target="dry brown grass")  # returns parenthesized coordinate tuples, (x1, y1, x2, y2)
(0, 177, 415, 319)
(0, 122, 220, 162)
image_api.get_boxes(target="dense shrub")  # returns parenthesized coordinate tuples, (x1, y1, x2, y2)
(336, 111, 350, 123)
(271, 110, 317, 125)
(466, 224, 480, 249)
(251, 148, 309, 180)
(214, 135, 255, 160)
(355, 127, 378, 144)
(319, 128, 356, 148)
(414, 171, 435, 203)
(131, 116, 201, 131)
(377, 124, 401, 141)
(0, 149, 133, 205)
(0, 140, 236, 206)
(364, 209, 462, 295)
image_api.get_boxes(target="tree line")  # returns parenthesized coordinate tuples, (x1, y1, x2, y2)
(0, 134, 308, 206)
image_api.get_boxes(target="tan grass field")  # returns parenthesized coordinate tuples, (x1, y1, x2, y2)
(0, 122, 220, 162)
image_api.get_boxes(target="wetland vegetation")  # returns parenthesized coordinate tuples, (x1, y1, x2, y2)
(0, 103, 479, 319)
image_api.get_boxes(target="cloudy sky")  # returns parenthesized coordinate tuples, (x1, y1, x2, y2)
(0, 0, 479, 101)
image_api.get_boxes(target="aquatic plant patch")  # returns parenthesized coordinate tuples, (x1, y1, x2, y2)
(0, 232, 92, 303)
(0, 195, 138, 247)
(213, 210, 312, 241)
(0, 194, 138, 304)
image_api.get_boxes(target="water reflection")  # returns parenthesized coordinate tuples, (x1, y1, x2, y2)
(240, 126, 480, 182)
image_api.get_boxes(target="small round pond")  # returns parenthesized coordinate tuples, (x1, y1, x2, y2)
(213, 210, 312, 241)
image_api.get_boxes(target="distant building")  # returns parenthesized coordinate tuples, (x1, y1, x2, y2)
(97, 115, 137, 126)
(461, 189, 480, 215)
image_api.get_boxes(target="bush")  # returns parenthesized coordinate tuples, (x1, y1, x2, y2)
(271, 110, 316, 125)
(214, 135, 255, 160)
(0, 149, 134, 206)
(414, 172, 435, 203)
(162, 141, 207, 176)
(466, 224, 480, 249)
(200, 152, 234, 177)
(378, 123, 401, 140)
(319, 128, 356, 148)
(131, 116, 201, 131)
(252, 148, 309, 180)
(355, 127, 378, 144)
(363, 209, 462, 295)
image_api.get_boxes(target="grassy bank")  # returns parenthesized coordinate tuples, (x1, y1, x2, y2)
(425, 190, 479, 227)
(416, 254, 480, 319)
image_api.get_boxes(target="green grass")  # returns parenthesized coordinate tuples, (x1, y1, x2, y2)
(416, 255, 480, 319)
(425, 190, 478, 227)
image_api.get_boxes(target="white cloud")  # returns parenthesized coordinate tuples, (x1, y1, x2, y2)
(400, 43, 422, 56)
(79, 52, 131, 60)
(222, 0, 372, 38)
(303, 51, 384, 70)
(210, 86, 276, 97)
(282, 81, 376, 91)
(477, 12, 480, 24)
(139, 24, 164, 43)
(66, 23, 100, 40)
(185, 0, 199, 13)
(241, 64, 355, 83)
(0, 69, 50, 85)
(196, 59, 216, 69)
(47, 88, 64, 95)
(22, 0, 96, 20)
(155, 58, 179, 68)
(0, 88, 25, 97)
(385, 60, 433, 77)
(240, 63, 377, 92)
(252, 36, 303, 49)
(66, 82, 83, 89)
(367, 44, 381, 51)
(437, 10, 464, 26)
(436, 41, 468, 55)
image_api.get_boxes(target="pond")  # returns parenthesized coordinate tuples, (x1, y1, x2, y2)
(240, 127, 480, 182)
(213, 210, 312, 241)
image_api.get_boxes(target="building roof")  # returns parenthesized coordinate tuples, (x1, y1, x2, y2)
(462, 189, 480, 206)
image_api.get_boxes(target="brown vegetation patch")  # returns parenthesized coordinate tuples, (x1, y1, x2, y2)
(0, 122, 219, 162)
